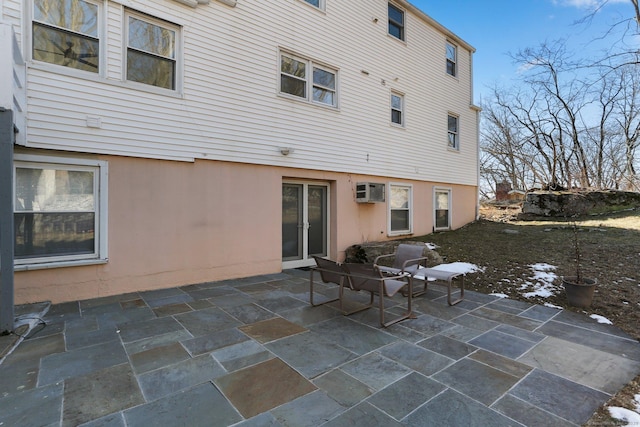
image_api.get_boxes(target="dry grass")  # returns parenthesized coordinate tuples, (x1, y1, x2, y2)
(410, 206, 640, 426)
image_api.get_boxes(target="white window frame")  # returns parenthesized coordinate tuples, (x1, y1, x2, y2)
(446, 42, 457, 77)
(299, 0, 325, 11)
(13, 154, 108, 270)
(391, 91, 405, 127)
(388, 183, 413, 236)
(434, 188, 452, 231)
(388, 2, 405, 41)
(448, 113, 460, 150)
(278, 50, 338, 108)
(124, 10, 181, 93)
(30, 0, 104, 76)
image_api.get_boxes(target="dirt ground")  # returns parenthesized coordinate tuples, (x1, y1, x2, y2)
(416, 204, 640, 426)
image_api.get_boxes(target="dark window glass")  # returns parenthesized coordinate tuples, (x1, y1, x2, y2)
(446, 43, 457, 76)
(313, 68, 336, 105)
(448, 115, 459, 148)
(15, 212, 95, 258)
(391, 210, 409, 231)
(388, 4, 404, 40)
(127, 49, 175, 90)
(32, 0, 99, 72)
(127, 16, 176, 89)
(14, 166, 97, 259)
(392, 110, 402, 124)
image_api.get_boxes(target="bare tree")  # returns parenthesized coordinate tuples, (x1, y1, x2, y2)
(480, 43, 639, 193)
(614, 65, 640, 190)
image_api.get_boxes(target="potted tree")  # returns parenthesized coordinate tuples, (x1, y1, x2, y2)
(562, 221, 597, 307)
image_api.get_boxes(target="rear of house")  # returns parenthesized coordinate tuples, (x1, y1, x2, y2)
(1, 0, 480, 304)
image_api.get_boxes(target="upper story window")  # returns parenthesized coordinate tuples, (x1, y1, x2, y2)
(448, 114, 459, 150)
(14, 154, 108, 268)
(279, 51, 337, 107)
(391, 92, 404, 126)
(388, 3, 405, 41)
(389, 184, 412, 235)
(446, 42, 457, 77)
(32, 0, 100, 73)
(300, 0, 325, 10)
(125, 11, 178, 90)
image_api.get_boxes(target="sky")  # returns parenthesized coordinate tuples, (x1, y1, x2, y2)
(409, 0, 636, 104)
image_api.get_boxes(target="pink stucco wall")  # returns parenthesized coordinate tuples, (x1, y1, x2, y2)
(14, 155, 477, 304)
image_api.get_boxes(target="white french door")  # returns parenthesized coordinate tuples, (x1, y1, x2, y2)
(282, 182, 329, 269)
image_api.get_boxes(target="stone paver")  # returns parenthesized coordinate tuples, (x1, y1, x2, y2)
(1, 271, 638, 427)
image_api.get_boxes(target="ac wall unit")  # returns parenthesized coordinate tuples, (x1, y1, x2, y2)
(356, 182, 385, 203)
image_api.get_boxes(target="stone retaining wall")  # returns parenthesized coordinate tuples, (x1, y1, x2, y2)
(521, 190, 640, 217)
(344, 241, 443, 266)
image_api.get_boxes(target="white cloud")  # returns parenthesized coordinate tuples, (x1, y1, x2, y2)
(554, 0, 628, 9)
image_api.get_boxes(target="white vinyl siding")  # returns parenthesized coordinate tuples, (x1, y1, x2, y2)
(17, 0, 478, 186)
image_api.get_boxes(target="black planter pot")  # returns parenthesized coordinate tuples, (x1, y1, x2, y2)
(562, 276, 597, 308)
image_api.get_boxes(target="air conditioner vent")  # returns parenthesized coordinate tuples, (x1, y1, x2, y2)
(356, 182, 385, 203)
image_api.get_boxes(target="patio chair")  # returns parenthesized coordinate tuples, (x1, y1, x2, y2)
(342, 263, 414, 328)
(310, 256, 378, 316)
(310, 257, 413, 327)
(374, 243, 428, 297)
(309, 256, 346, 308)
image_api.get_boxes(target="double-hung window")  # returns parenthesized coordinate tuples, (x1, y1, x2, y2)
(300, 0, 325, 10)
(280, 52, 337, 107)
(388, 3, 405, 41)
(389, 184, 412, 235)
(391, 92, 404, 126)
(125, 11, 178, 90)
(446, 42, 457, 77)
(435, 188, 451, 230)
(14, 155, 108, 268)
(448, 114, 459, 150)
(32, 0, 100, 73)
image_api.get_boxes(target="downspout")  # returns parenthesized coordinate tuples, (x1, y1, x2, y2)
(0, 107, 14, 334)
(0, 22, 21, 334)
(469, 50, 482, 221)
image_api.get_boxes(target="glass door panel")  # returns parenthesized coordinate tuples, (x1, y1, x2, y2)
(282, 182, 329, 268)
(308, 185, 327, 257)
(282, 184, 303, 260)
(435, 190, 450, 230)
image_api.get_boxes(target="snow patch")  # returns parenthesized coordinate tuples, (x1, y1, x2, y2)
(521, 264, 560, 299)
(608, 406, 640, 426)
(590, 314, 613, 325)
(425, 242, 439, 250)
(490, 293, 509, 298)
(543, 302, 563, 310)
(607, 393, 640, 425)
(430, 262, 484, 274)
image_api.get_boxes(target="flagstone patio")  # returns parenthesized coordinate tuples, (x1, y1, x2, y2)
(1, 269, 639, 426)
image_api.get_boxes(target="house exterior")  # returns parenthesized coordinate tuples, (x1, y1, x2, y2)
(1, 0, 480, 305)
